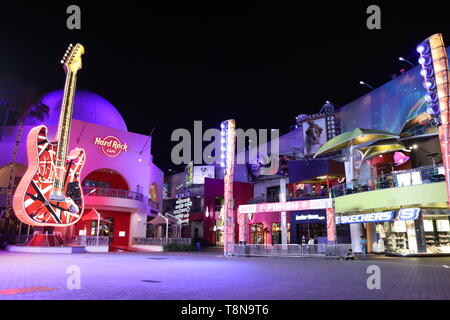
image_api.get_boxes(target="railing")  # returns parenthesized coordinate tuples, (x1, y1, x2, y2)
(83, 187, 144, 202)
(132, 237, 192, 246)
(247, 194, 292, 204)
(14, 234, 109, 246)
(70, 236, 110, 246)
(330, 164, 445, 198)
(231, 243, 353, 258)
(15, 234, 35, 245)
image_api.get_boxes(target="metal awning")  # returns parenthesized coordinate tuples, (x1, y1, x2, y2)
(146, 214, 179, 225)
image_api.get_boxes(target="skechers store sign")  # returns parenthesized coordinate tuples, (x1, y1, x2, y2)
(336, 212, 395, 225)
(336, 208, 420, 225)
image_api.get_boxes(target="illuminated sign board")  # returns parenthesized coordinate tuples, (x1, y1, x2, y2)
(94, 136, 128, 157)
(174, 197, 192, 225)
(295, 213, 325, 222)
(238, 199, 331, 215)
(193, 165, 215, 185)
(397, 208, 420, 221)
(336, 212, 394, 225)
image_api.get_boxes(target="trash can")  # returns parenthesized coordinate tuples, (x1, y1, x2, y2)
(195, 241, 201, 252)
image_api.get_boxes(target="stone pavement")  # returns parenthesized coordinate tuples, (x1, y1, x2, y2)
(1, 249, 450, 300)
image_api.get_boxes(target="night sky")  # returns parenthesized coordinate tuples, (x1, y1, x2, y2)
(1, 2, 450, 172)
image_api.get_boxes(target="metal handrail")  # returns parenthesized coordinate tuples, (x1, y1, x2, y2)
(132, 237, 192, 246)
(82, 187, 144, 202)
(330, 164, 445, 198)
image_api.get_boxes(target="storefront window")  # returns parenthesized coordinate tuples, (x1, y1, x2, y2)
(383, 209, 450, 255)
(423, 214, 450, 254)
(251, 223, 265, 244)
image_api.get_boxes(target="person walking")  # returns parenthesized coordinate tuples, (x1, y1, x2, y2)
(360, 235, 368, 260)
(308, 237, 315, 255)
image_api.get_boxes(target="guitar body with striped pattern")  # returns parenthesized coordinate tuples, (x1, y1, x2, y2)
(13, 125, 85, 226)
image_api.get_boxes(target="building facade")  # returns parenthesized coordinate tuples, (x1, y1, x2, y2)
(0, 90, 164, 248)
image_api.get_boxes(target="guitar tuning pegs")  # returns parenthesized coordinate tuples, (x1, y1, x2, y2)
(60, 60, 64, 64)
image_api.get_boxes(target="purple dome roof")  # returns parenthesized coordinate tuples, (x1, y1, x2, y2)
(26, 90, 128, 132)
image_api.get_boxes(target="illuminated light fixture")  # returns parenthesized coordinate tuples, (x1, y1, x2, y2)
(394, 151, 410, 166)
(417, 45, 425, 53)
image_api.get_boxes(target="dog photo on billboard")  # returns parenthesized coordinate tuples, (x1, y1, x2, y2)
(304, 120, 326, 156)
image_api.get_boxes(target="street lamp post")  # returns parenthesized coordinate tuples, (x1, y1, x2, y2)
(359, 80, 375, 90)
(399, 56, 415, 67)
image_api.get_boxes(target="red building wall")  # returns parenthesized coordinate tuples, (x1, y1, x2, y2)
(203, 178, 253, 245)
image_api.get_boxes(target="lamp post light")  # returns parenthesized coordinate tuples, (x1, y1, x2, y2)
(399, 56, 415, 67)
(359, 81, 375, 90)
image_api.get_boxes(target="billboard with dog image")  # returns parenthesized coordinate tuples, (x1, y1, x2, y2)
(302, 118, 328, 156)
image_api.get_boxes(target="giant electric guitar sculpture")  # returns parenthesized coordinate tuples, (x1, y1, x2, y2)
(13, 44, 86, 226)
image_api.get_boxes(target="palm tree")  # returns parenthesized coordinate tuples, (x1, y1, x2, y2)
(0, 77, 49, 245)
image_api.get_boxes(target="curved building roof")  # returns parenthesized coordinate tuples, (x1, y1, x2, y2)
(26, 90, 128, 132)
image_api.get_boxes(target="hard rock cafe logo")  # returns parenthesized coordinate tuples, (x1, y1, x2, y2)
(94, 136, 128, 157)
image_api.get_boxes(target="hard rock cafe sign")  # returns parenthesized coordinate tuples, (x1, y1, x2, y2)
(94, 136, 128, 157)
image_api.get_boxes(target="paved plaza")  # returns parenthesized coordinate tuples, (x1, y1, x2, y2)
(1, 249, 450, 300)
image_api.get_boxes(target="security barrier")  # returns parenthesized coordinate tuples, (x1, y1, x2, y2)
(231, 243, 353, 258)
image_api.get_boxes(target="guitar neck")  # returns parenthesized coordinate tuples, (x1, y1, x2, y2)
(56, 70, 78, 164)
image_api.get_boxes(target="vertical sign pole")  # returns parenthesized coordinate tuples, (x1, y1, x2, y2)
(280, 177, 288, 249)
(222, 120, 236, 256)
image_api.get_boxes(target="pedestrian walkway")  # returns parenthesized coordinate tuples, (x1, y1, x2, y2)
(1, 250, 450, 300)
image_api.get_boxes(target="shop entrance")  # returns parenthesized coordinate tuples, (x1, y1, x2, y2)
(75, 211, 130, 247)
(296, 223, 326, 244)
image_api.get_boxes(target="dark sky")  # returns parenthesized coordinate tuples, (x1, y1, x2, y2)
(1, 1, 450, 172)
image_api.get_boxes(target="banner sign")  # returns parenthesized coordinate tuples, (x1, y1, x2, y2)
(193, 165, 215, 184)
(238, 198, 331, 215)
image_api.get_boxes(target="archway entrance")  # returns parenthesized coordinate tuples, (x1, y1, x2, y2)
(77, 169, 131, 248)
